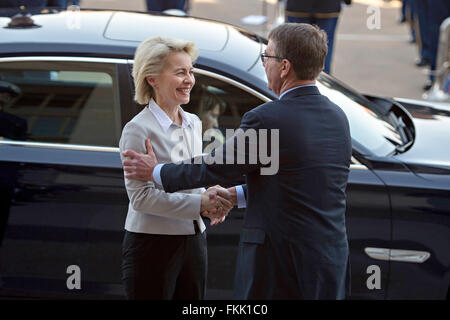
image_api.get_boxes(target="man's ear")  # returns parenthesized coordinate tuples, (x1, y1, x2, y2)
(280, 59, 291, 79)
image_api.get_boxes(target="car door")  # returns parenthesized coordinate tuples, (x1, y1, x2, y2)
(370, 164, 450, 299)
(0, 57, 133, 299)
(345, 159, 391, 299)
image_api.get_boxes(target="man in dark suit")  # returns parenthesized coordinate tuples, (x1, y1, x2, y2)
(122, 23, 352, 299)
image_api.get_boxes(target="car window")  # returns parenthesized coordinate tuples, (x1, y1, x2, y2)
(183, 72, 265, 150)
(0, 61, 121, 147)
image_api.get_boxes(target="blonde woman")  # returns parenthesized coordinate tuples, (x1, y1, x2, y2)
(119, 37, 232, 299)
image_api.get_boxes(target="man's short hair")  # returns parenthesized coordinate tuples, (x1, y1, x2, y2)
(268, 23, 328, 80)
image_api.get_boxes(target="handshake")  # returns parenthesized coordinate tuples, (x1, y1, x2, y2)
(200, 186, 237, 226)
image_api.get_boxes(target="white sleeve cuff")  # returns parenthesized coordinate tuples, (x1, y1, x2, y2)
(236, 185, 247, 208)
(153, 164, 164, 188)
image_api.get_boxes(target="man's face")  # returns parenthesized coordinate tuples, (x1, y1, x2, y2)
(263, 40, 282, 96)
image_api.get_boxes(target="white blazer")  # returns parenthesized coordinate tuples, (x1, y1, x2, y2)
(119, 99, 206, 235)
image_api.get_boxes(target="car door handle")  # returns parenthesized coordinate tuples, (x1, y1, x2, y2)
(364, 247, 431, 263)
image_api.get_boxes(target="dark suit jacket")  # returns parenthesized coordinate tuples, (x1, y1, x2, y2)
(161, 86, 352, 299)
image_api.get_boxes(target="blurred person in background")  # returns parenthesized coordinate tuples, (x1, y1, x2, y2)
(0, 0, 79, 26)
(399, 0, 406, 23)
(423, 0, 450, 91)
(408, 0, 450, 91)
(146, 0, 189, 13)
(402, 0, 416, 43)
(0, 0, 79, 10)
(284, 0, 352, 74)
(0, 82, 24, 249)
(0, 0, 46, 9)
(410, 0, 432, 68)
(197, 90, 226, 148)
(0, 81, 26, 141)
(47, 1, 80, 7)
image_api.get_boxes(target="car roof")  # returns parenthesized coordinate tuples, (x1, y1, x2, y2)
(0, 9, 264, 77)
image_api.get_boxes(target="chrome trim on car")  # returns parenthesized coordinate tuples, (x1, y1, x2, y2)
(351, 156, 361, 165)
(0, 140, 375, 170)
(1, 140, 373, 171)
(0, 140, 119, 153)
(350, 164, 368, 170)
(0, 56, 129, 64)
(389, 249, 431, 263)
(365, 247, 390, 261)
(365, 247, 431, 263)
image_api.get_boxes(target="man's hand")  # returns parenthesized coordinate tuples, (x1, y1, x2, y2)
(122, 139, 158, 182)
(226, 186, 238, 207)
(200, 187, 233, 216)
(201, 186, 235, 226)
(210, 187, 237, 226)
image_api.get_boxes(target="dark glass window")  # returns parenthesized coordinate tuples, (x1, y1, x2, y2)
(183, 73, 264, 148)
(0, 61, 121, 147)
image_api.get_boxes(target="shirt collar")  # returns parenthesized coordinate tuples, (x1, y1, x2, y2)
(147, 99, 192, 133)
(278, 84, 316, 99)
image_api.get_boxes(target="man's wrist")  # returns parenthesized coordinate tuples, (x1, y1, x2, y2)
(235, 185, 247, 208)
(153, 164, 164, 186)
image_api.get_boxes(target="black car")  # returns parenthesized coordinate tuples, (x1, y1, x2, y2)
(0, 9, 449, 300)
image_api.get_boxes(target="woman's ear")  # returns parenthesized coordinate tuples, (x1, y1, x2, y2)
(146, 76, 157, 88)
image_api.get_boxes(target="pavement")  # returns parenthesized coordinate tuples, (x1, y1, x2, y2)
(79, 0, 429, 101)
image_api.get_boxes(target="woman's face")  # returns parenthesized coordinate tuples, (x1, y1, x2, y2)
(147, 51, 195, 108)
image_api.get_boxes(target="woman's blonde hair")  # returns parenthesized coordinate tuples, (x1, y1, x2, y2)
(132, 36, 199, 105)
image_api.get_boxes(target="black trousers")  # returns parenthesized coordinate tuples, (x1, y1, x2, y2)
(121, 229, 207, 300)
